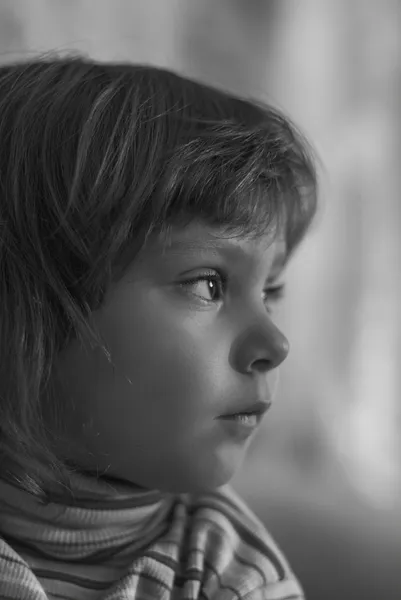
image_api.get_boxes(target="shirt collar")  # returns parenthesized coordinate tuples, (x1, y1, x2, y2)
(0, 471, 174, 562)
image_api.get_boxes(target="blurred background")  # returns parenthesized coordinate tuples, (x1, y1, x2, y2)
(0, 1, 400, 598)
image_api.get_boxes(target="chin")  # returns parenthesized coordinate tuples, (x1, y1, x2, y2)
(170, 461, 239, 495)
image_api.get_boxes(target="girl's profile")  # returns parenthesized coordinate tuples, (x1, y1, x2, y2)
(0, 55, 318, 599)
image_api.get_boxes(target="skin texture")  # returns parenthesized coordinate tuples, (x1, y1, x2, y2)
(53, 220, 290, 494)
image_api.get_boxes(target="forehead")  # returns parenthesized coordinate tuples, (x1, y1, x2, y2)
(157, 220, 286, 260)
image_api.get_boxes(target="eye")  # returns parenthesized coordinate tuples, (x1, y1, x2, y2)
(263, 283, 286, 311)
(179, 271, 226, 303)
(179, 273, 286, 308)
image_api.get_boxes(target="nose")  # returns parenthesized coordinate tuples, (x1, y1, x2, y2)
(230, 319, 290, 375)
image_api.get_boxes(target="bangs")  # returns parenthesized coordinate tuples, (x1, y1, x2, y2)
(145, 118, 317, 262)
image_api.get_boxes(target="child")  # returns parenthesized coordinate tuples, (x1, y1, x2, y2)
(0, 55, 318, 600)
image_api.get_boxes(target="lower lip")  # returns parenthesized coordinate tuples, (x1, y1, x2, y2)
(217, 413, 261, 441)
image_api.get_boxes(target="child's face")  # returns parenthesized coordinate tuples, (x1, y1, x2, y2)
(54, 220, 289, 493)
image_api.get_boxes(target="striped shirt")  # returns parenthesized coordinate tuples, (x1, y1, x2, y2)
(0, 473, 304, 599)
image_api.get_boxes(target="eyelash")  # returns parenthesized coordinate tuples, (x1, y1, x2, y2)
(179, 270, 285, 308)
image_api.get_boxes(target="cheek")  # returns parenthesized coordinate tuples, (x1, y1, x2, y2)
(93, 294, 227, 426)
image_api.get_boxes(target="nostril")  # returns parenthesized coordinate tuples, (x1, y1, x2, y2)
(251, 359, 272, 373)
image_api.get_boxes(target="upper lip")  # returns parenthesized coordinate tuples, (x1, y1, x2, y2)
(217, 399, 272, 419)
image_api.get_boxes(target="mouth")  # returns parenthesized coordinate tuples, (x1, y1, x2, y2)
(217, 400, 272, 421)
(218, 413, 260, 429)
(215, 401, 272, 440)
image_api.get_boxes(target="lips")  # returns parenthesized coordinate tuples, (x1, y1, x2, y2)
(217, 400, 272, 419)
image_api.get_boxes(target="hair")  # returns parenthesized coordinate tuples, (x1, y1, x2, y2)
(0, 53, 318, 500)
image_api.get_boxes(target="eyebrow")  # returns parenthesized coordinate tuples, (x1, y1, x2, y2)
(163, 239, 287, 277)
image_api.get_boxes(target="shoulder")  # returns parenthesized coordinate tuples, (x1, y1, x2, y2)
(178, 485, 305, 599)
